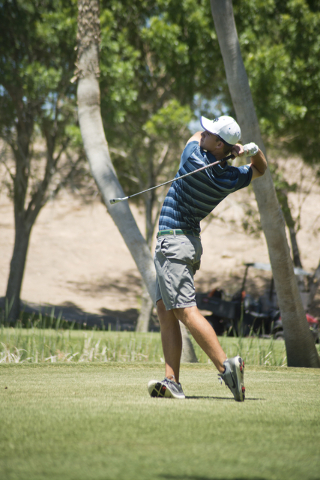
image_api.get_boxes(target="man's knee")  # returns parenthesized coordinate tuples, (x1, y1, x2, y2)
(173, 305, 198, 324)
(157, 299, 178, 327)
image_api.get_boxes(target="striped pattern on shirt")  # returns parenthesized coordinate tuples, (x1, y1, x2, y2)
(158, 141, 252, 233)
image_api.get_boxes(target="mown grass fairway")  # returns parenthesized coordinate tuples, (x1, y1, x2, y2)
(1, 363, 319, 480)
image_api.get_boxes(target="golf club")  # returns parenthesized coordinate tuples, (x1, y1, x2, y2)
(110, 153, 233, 204)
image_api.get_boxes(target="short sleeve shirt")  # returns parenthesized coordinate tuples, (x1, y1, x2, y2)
(158, 141, 253, 233)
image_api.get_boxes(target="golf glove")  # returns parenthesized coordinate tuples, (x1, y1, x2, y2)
(242, 142, 259, 157)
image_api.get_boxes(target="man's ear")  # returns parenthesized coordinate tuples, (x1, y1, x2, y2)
(216, 139, 225, 151)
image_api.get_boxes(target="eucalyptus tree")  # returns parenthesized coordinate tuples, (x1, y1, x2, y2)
(0, 0, 85, 322)
(232, 0, 320, 300)
(75, 0, 156, 305)
(210, 0, 319, 368)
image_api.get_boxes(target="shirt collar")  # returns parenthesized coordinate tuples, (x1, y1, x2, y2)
(204, 149, 228, 176)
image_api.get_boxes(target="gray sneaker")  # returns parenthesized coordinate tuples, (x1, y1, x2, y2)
(148, 378, 185, 399)
(219, 356, 245, 402)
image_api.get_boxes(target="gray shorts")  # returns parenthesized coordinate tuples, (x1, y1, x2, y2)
(154, 234, 203, 310)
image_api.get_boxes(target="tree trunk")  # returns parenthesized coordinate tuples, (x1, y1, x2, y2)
(136, 284, 154, 332)
(76, 0, 156, 303)
(277, 190, 304, 292)
(288, 226, 302, 269)
(136, 193, 155, 332)
(277, 190, 303, 268)
(5, 217, 31, 322)
(210, 0, 319, 368)
(136, 188, 159, 332)
(5, 109, 32, 322)
(75, 0, 197, 361)
(180, 322, 198, 363)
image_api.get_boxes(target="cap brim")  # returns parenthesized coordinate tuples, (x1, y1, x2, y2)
(200, 116, 217, 134)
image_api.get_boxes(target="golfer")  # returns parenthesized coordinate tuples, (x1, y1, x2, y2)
(148, 115, 267, 401)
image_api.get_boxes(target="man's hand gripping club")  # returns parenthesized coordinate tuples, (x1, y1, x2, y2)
(231, 142, 267, 180)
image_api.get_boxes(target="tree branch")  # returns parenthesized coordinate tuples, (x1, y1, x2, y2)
(25, 137, 70, 227)
(49, 154, 85, 200)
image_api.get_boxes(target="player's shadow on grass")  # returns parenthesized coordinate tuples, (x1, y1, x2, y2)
(185, 396, 263, 401)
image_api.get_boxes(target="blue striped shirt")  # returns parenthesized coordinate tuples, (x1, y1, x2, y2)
(158, 141, 252, 233)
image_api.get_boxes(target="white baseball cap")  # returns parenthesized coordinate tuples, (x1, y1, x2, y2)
(200, 115, 241, 145)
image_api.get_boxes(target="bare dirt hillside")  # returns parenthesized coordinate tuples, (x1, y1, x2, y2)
(1, 157, 319, 327)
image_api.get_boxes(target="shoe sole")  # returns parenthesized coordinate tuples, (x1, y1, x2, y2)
(234, 357, 245, 402)
(148, 380, 185, 399)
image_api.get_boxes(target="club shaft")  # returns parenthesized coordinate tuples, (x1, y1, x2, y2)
(110, 154, 232, 204)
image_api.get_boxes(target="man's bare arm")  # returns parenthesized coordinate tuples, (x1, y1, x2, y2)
(250, 149, 267, 180)
(186, 131, 202, 145)
(232, 143, 267, 180)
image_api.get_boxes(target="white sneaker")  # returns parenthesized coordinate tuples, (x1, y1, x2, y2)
(148, 378, 185, 399)
(219, 356, 245, 402)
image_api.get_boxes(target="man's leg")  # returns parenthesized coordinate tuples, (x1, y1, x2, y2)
(173, 305, 227, 373)
(157, 299, 182, 383)
(147, 299, 185, 399)
(173, 305, 245, 401)
(150, 234, 244, 400)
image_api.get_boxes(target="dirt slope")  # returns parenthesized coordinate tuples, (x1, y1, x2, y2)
(0, 157, 319, 326)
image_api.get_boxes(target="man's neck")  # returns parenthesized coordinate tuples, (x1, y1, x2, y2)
(206, 148, 226, 161)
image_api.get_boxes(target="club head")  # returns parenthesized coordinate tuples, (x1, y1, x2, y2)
(110, 197, 128, 204)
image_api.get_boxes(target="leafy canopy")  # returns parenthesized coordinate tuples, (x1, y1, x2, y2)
(98, 0, 227, 207)
(233, 0, 320, 163)
(0, 0, 79, 156)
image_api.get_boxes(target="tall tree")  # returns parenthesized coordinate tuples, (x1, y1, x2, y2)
(233, 0, 320, 300)
(210, 0, 320, 368)
(76, 0, 197, 360)
(75, 0, 156, 308)
(0, 0, 84, 321)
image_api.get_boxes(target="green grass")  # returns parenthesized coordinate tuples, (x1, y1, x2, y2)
(0, 326, 296, 366)
(0, 363, 319, 480)
(0, 328, 164, 363)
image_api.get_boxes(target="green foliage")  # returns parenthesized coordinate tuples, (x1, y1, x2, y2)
(0, 0, 78, 141)
(99, 0, 224, 127)
(0, 328, 164, 363)
(0, 326, 295, 366)
(143, 100, 192, 139)
(97, 0, 320, 243)
(99, 0, 228, 241)
(233, 0, 320, 162)
(0, 0, 86, 322)
(0, 0, 84, 198)
(0, 0, 88, 218)
(1, 0, 318, 246)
